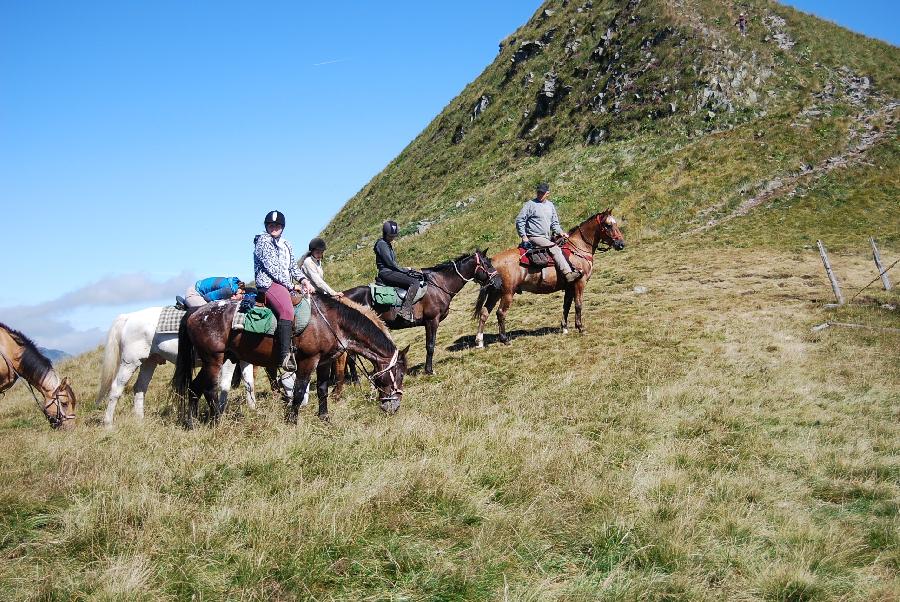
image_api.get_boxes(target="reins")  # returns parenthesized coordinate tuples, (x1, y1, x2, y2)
(0, 346, 73, 428)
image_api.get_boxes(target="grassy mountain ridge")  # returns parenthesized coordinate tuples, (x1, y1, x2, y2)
(319, 0, 898, 288)
(0, 0, 897, 598)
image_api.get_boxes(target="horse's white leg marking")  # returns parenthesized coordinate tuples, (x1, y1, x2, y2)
(218, 360, 237, 411)
(104, 361, 139, 426)
(132, 361, 157, 419)
(475, 332, 484, 348)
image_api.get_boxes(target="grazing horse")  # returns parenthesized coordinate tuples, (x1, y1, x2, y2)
(96, 306, 264, 426)
(173, 296, 408, 425)
(340, 250, 499, 376)
(474, 210, 625, 347)
(0, 323, 77, 429)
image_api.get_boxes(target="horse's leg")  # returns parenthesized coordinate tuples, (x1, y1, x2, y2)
(562, 287, 575, 335)
(424, 318, 439, 375)
(574, 281, 586, 334)
(218, 359, 237, 413)
(204, 356, 226, 420)
(496, 291, 515, 345)
(333, 352, 347, 399)
(289, 357, 318, 423)
(103, 361, 139, 426)
(348, 353, 360, 384)
(476, 288, 501, 349)
(315, 361, 332, 422)
(185, 370, 202, 429)
(131, 360, 157, 420)
(240, 362, 256, 410)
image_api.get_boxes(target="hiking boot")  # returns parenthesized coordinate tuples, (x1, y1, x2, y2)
(564, 269, 583, 283)
(276, 319, 296, 372)
(398, 296, 416, 322)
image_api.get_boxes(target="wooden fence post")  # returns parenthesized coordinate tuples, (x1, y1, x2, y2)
(817, 239, 844, 305)
(870, 237, 893, 291)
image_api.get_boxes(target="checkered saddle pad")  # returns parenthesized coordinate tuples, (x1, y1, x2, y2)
(156, 306, 186, 334)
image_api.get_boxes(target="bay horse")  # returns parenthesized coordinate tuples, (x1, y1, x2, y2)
(340, 250, 499, 376)
(96, 306, 267, 426)
(173, 296, 408, 425)
(474, 210, 625, 347)
(0, 323, 77, 429)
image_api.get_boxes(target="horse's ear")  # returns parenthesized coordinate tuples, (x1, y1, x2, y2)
(481, 248, 489, 256)
(400, 345, 411, 357)
(58, 376, 69, 389)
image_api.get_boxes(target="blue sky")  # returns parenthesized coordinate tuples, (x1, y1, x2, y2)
(0, 1, 896, 353)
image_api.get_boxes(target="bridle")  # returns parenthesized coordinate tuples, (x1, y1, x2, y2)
(310, 297, 403, 404)
(0, 346, 74, 429)
(428, 253, 498, 296)
(574, 213, 618, 256)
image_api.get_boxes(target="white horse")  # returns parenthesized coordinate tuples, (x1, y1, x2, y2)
(96, 306, 303, 426)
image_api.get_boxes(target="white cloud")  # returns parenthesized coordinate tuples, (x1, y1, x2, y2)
(0, 271, 195, 354)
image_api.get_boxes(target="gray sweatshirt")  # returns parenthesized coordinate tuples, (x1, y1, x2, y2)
(515, 198, 562, 238)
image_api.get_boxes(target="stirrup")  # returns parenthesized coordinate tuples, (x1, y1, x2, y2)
(281, 352, 297, 372)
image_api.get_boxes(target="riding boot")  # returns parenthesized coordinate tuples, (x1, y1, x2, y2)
(276, 319, 296, 371)
(564, 269, 583, 283)
(398, 294, 415, 322)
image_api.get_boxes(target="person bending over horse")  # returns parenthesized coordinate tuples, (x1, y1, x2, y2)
(184, 276, 245, 310)
(516, 182, 582, 283)
(301, 237, 343, 299)
(254, 210, 312, 371)
(374, 220, 420, 322)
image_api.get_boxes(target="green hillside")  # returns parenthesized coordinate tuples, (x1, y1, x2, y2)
(1, 1, 898, 599)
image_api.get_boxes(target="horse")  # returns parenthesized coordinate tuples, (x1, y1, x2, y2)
(340, 250, 499, 377)
(0, 322, 77, 429)
(96, 306, 282, 426)
(474, 209, 625, 347)
(173, 296, 408, 425)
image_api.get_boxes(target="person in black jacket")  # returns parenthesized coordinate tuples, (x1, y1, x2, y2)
(374, 220, 420, 322)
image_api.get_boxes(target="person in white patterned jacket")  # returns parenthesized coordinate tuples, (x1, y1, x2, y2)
(253, 210, 312, 371)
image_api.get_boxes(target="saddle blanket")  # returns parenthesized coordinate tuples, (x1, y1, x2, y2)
(157, 306, 187, 334)
(231, 299, 311, 335)
(370, 283, 427, 307)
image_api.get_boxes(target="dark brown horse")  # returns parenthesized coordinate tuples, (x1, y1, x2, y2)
(474, 210, 625, 347)
(173, 295, 408, 425)
(339, 250, 499, 376)
(0, 323, 77, 429)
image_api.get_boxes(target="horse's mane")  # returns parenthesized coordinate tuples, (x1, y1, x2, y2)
(567, 210, 610, 236)
(424, 251, 476, 272)
(335, 296, 390, 335)
(0, 322, 54, 382)
(318, 295, 394, 349)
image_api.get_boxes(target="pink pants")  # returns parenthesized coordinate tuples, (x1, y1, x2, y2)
(264, 283, 294, 320)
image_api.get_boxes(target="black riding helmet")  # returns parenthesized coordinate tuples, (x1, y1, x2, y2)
(309, 237, 326, 252)
(382, 220, 399, 239)
(264, 210, 286, 227)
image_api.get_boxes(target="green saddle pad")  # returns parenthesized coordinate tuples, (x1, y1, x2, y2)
(294, 297, 311, 334)
(243, 306, 275, 334)
(370, 283, 428, 307)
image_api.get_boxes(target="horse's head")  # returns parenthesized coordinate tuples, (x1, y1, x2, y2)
(375, 345, 409, 415)
(596, 209, 625, 251)
(473, 249, 502, 289)
(47, 376, 77, 430)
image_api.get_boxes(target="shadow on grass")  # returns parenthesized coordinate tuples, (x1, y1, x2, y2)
(447, 326, 561, 351)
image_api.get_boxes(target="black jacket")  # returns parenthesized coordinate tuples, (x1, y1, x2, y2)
(374, 238, 404, 273)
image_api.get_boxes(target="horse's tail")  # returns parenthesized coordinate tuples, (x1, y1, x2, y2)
(172, 313, 194, 397)
(473, 285, 491, 320)
(96, 314, 126, 404)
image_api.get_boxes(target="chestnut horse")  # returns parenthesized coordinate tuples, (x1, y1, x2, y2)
(173, 296, 408, 425)
(339, 250, 499, 376)
(474, 210, 625, 347)
(0, 323, 77, 429)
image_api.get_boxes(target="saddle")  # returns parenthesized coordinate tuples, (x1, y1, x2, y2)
(519, 241, 576, 269)
(232, 298, 312, 335)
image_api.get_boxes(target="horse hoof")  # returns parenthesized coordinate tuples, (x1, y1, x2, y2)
(424, 369, 434, 376)
(562, 327, 569, 335)
(318, 412, 330, 423)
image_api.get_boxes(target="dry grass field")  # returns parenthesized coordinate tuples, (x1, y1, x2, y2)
(1, 241, 897, 600)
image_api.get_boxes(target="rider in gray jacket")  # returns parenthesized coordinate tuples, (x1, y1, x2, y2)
(515, 182, 582, 282)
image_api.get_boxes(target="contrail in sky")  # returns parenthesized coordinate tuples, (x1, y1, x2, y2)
(312, 58, 351, 67)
